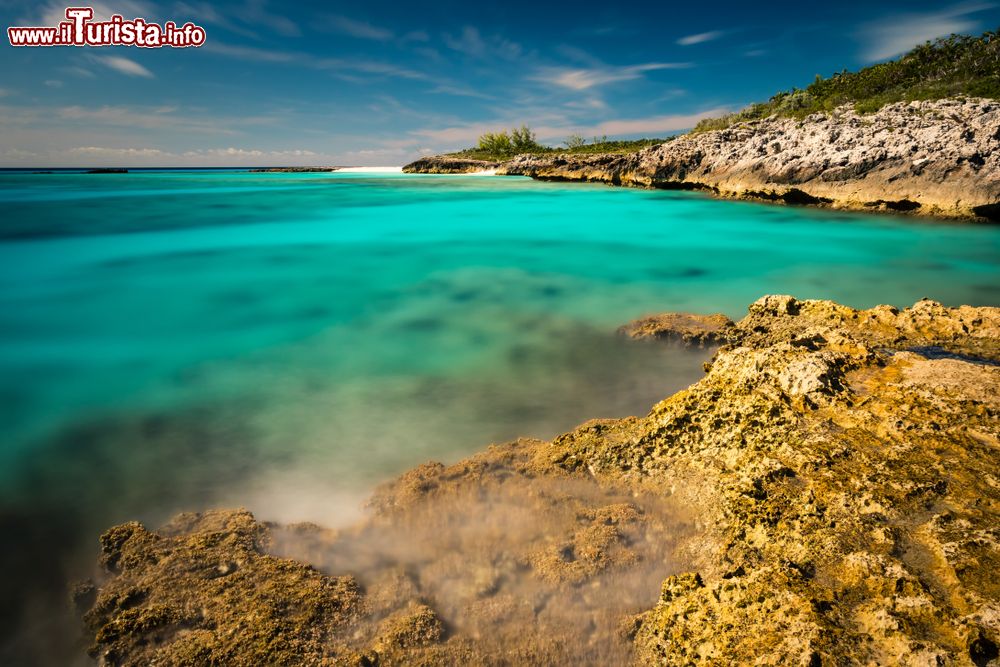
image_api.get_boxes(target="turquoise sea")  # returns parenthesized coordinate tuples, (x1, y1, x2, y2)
(1, 169, 999, 658)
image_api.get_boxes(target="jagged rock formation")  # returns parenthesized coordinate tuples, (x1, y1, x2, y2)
(405, 99, 1000, 221)
(403, 156, 500, 173)
(248, 167, 343, 172)
(82, 296, 1000, 665)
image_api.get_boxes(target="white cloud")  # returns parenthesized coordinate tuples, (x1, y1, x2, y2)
(426, 84, 495, 100)
(317, 59, 427, 80)
(70, 146, 166, 157)
(92, 56, 154, 78)
(533, 62, 691, 91)
(241, 0, 300, 37)
(325, 15, 394, 41)
(443, 26, 522, 60)
(204, 41, 297, 63)
(44, 80, 63, 88)
(172, 2, 260, 39)
(411, 107, 728, 146)
(205, 41, 428, 80)
(564, 97, 608, 111)
(173, 0, 299, 37)
(556, 108, 729, 137)
(55, 104, 245, 134)
(1, 148, 40, 159)
(859, 2, 995, 61)
(181, 147, 318, 158)
(62, 66, 96, 78)
(677, 30, 725, 46)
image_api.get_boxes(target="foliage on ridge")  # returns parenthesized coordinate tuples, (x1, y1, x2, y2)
(694, 31, 1000, 132)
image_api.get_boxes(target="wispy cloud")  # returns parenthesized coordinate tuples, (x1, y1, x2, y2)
(203, 41, 296, 63)
(91, 55, 154, 78)
(61, 66, 96, 78)
(173, 2, 261, 39)
(426, 84, 495, 100)
(53, 104, 264, 134)
(241, 0, 300, 37)
(205, 41, 428, 80)
(59, 145, 323, 165)
(172, 0, 300, 38)
(70, 146, 167, 157)
(677, 30, 725, 45)
(324, 15, 394, 41)
(533, 62, 691, 91)
(443, 26, 522, 60)
(412, 107, 728, 145)
(560, 108, 729, 137)
(859, 1, 995, 61)
(182, 147, 318, 158)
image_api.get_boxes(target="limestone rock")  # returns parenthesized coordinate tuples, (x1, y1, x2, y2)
(407, 99, 1000, 220)
(83, 296, 1000, 665)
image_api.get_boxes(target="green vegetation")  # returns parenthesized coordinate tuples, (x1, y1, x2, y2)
(475, 125, 544, 156)
(694, 30, 1000, 132)
(452, 128, 672, 161)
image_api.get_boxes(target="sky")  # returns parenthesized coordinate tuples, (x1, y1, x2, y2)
(0, 0, 997, 167)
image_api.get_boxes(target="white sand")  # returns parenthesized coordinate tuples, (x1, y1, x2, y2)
(335, 166, 404, 173)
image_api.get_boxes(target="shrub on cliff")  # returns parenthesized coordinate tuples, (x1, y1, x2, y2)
(695, 30, 1000, 131)
(476, 125, 543, 156)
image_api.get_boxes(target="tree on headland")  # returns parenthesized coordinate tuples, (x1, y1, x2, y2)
(476, 125, 543, 156)
(462, 128, 670, 159)
(509, 125, 539, 151)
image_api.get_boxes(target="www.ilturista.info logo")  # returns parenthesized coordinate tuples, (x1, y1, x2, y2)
(7, 7, 206, 47)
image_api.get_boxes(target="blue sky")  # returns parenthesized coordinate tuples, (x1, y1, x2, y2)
(1, 0, 997, 166)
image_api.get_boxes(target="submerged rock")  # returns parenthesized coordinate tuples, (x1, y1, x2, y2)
(617, 312, 734, 347)
(82, 296, 1000, 664)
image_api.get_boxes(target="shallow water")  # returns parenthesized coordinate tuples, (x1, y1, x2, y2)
(0, 170, 998, 659)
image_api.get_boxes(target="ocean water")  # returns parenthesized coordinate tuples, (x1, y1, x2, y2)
(1, 169, 999, 659)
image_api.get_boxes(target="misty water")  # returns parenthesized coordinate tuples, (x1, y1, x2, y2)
(1, 169, 998, 659)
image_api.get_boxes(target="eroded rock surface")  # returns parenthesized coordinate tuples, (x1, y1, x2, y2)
(402, 156, 499, 174)
(83, 296, 1000, 665)
(407, 99, 1000, 221)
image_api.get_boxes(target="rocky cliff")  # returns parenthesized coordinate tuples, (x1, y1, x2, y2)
(80, 296, 1000, 665)
(405, 98, 1000, 221)
(403, 156, 500, 174)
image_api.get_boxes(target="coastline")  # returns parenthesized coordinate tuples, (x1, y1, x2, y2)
(405, 98, 1000, 222)
(80, 295, 1000, 665)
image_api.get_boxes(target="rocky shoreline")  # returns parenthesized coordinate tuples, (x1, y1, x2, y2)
(405, 98, 1000, 222)
(248, 166, 345, 173)
(79, 296, 1000, 665)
